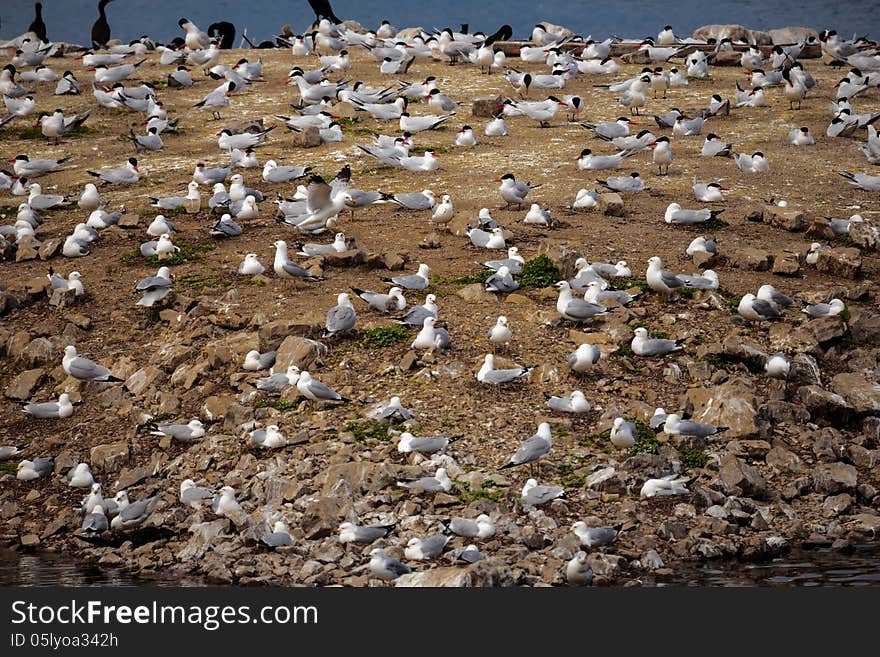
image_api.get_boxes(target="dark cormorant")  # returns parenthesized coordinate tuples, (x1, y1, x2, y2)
(28, 3, 47, 42)
(208, 21, 236, 49)
(306, 0, 342, 25)
(91, 0, 113, 49)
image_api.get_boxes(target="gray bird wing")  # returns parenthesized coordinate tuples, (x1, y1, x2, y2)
(547, 396, 573, 412)
(256, 373, 290, 392)
(180, 487, 213, 505)
(399, 306, 434, 326)
(390, 274, 427, 290)
(33, 458, 54, 475)
(82, 513, 108, 532)
(262, 531, 293, 547)
(640, 338, 679, 355)
(481, 368, 527, 384)
(326, 305, 356, 333)
(137, 288, 171, 307)
(583, 526, 618, 547)
(156, 424, 195, 440)
(394, 193, 432, 210)
(751, 298, 780, 317)
(304, 379, 342, 400)
(400, 476, 441, 491)
(419, 535, 449, 557)
(120, 496, 157, 524)
(282, 261, 314, 277)
(407, 436, 446, 452)
(564, 299, 607, 319)
(258, 352, 277, 369)
(136, 275, 172, 291)
(669, 209, 709, 224)
(524, 485, 563, 505)
(24, 402, 61, 418)
(512, 435, 551, 465)
(383, 556, 412, 576)
(675, 420, 717, 436)
(449, 518, 479, 537)
(660, 270, 685, 288)
(69, 356, 110, 380)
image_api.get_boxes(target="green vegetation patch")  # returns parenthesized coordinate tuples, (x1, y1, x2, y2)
(255, 398, 299, 412)
(456, 479, 504, 504)
(358, 325, 409, 349)
(343, 420, 391, 443)
(519, 254, 561, 288)
(628, 421, 661, 456)
(678, 447, 710, 469)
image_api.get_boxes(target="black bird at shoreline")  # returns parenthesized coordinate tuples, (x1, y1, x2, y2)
(91, 0, 113, 49)
(28, 2, 48, 42)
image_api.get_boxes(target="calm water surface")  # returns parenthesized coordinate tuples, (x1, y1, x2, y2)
(2, 544, 879, 587)
(0, 1, 876, 46)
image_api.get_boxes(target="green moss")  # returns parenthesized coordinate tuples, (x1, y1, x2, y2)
(519, 254, 561, 288)
(677, 288, 696, 299)
(450, 270, 493, 285)
(121, 249, 140, 265)
(149, 243, 217, 267)
(628, 421, 661, 456)
(700, 354, 738, 371)
(358, 325, 409, 349)
(255, 398, 299, 412)
(610, 277, 651, 293)
(238, 277, 266, 287)
(678, 447, 710, 469)
(0, 462, 17, 475)
(176, 273, 222, 290)
(724, 295, 743, 312)
(557, 463, 587, 488)
(839, 306, 851, 322)
(455, 479, 504, 504)
(343, 420, 391, 443)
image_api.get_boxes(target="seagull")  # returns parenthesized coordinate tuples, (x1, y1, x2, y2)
(631, 327, 684, 356)
(693, 178, 727, 203)
(16, 458, 54, 480)
(211, 486, 242, 519)
(555, 281, 608, 322)
(664, 203, 724, 225)
(382, 263, 430, 290)
(374, 396, 413, 423)
(62, 345, 120, 381)
(237, 253, 265, 276)
(765, 353, 791, 379)
(411, 316, 449, 351)
(369, 548, 411, 581)
(803, 298, 845, 317)
(686, 236, 718, 257)
(498, 422, 552, 471)
(325, 292, 356, 336)
(396, 294, 437, 327)
(457, 544, 485, 564)
(397, 432, 462, 454)
(135, 266, 173, 307)
(649, 408, 669, 430)
(445, 514, 496, 539)
(256, 366, 301, 394)
(250, 425, 288, 449)
(488, 316, 512, 348)
(297, 232, 347, 257)
(568, 343, 600, 373)
(476, 353, 532, 384)
(81, 506, 109, 532)
(521, 478, 564, 507)
(572, 521, 621, 548)
(738, 293, 782, 321)
(663, 413, 728, 437)
(68, 463, 95, 488)
(468, 226, 506, 249)
(641, 474, 691, 498)
(180, 479, 215, 508)
(243, 349, 277, 371)
(261, 521, 294, 547)
(757, 284, 794, 308)
(545, 390, 591, 414)
(404, 535, 450, 560)
(483, 247, 524, 274)
(110, 494, 158, 530)
(339, 522, 396, 544)
(566, 551, 593, 586)
(485, 265, 518, 293)
(149, 419, 205, 442)
(610, 417, 636, 448)
(646, 256, 689, 300)
(351, 286, 406, 312)
(297, 371, 350, 404)
(596, 172, 644, 193)
(396, 467, 452, 493)
(273, 240, 322, 280)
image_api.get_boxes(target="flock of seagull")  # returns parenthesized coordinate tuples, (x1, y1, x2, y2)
(1, 10, 879, 585)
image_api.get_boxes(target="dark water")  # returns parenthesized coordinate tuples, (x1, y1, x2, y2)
(2, 545, 879, 587)
(0, 1, 877, 47)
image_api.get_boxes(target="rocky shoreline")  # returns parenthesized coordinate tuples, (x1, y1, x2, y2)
(1, 33, 879, 586)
